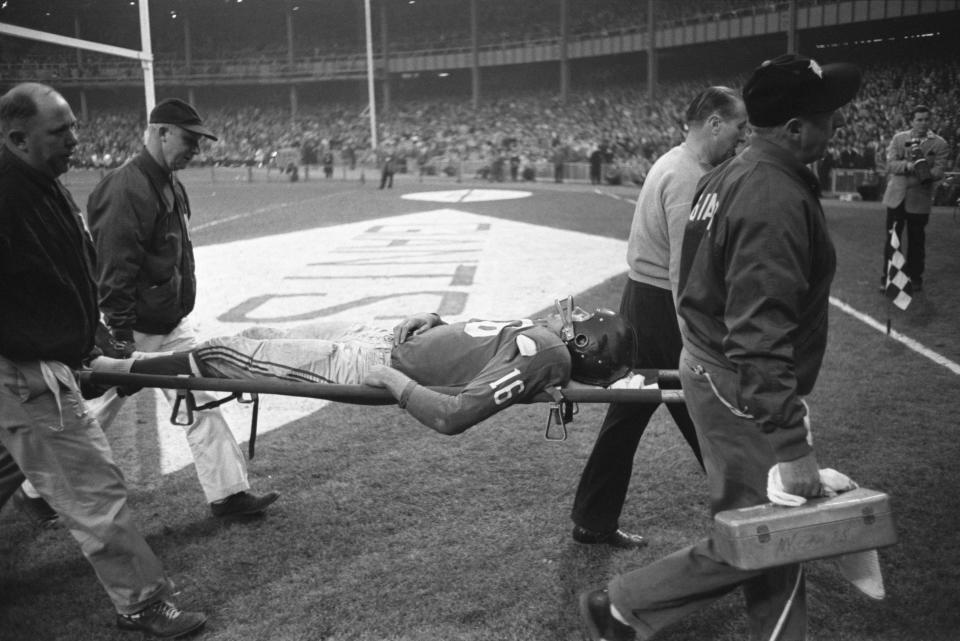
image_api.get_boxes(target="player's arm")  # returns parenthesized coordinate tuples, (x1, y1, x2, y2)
(363, 365, 477, 435)
(365, 342, 567, 435)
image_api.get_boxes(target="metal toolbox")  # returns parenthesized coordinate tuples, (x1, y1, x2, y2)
(713, 487, 897, 570)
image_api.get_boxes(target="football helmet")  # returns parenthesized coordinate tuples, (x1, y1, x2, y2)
(555, 296, 635, 386)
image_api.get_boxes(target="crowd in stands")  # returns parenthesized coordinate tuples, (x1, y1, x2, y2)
(66, 51, 959, 194)
(1, 0, 826, 71)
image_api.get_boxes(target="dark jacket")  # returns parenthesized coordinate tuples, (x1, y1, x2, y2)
(677, 138, 836, 462)
(87, 148, 197, 335)
(0, 148, 99, 366)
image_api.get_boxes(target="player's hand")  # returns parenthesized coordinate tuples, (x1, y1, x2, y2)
(393, 313, 441, 345)
(363, 364, 391, 388)
(778, 451, 822, 498)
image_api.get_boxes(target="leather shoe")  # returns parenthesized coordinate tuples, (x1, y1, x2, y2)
(12, 488, 60, 529)
(579, 589, 636, 641)
(210, 490, 279, 518)
(117, 600, 206, 639)
(572, 525, 647, 549)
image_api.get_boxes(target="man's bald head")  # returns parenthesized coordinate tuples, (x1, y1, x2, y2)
(0, 82, 78, 177)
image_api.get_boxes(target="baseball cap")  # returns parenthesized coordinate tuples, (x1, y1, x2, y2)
(743, 54, 861, 127)
(149, 98, 218, 141)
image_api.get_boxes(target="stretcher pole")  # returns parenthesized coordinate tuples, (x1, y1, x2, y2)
(79, 372, 685, 405)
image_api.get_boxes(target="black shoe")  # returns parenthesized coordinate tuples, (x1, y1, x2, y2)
(572, 525, 647, 550)
(117, 600, 206, 639)
(578, 589, 636, 641)
(12, 488, 59, 529)
(210, 490, 279, 518)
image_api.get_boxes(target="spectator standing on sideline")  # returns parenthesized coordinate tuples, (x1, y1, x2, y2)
(880, 104, 950, 292)
(589, 144, 604, 185)
(85, 98, 279, 519)
(379, 150, 396, 189)
(570, 86, 746, 549)
(322, 149, 334, 178)
(579, 54, 861, 641)
(0, 82, 206, 638)
(552, 141, 566, 183)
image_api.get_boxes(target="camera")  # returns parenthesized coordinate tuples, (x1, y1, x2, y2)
(906, 138, 924, 160)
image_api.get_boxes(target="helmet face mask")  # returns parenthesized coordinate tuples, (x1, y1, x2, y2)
(554, 297, 635, 386)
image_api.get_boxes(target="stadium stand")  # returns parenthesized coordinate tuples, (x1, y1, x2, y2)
(2, 0, 958, 192)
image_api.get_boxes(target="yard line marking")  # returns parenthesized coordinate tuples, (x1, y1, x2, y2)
(830, 296, 960, 375)
(401, 189, 531, 202)
(191, 191, 362, 232)
(593, 187, 637, 205)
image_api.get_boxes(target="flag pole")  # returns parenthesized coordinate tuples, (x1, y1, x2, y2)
(884, 227, 892, 335)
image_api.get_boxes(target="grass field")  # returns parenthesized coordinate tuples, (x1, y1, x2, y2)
(2, 168, 959, 641)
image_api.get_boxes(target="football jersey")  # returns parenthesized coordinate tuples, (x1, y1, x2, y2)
(391, 319, 571, 423)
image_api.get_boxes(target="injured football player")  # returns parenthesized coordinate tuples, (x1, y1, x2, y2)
(89, 297, 635, 435)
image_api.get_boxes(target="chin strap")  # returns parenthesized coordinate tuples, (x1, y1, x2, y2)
(555, 295, 576, 343)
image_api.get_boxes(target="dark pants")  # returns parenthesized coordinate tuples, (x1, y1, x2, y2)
(883, 203, 929, 285)
(570, 279, 703, 533)
(379, 170, 394, 189)
(608, 349, 805, 641)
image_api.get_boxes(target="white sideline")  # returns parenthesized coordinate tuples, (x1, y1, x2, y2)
(829, 296, 960, 375)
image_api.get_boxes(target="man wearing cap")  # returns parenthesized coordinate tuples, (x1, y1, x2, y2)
(578, 54, 861, 641)
(85, 98, 279, 519)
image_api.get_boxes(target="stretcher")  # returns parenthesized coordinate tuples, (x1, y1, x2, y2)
(79, 369, 684, 456)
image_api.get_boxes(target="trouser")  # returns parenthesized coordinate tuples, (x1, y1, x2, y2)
(380, 170, 393, 188)
(195, 321, 394, 385)
(0, 355, 170, 614)
(571, 279, 702, 533)
(882, 203, 929, 284)
(607, 348, 806, 640)
(86, 318, 249, 503)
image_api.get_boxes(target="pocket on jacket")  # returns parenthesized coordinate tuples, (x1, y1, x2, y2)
(137, 269, 183, 324)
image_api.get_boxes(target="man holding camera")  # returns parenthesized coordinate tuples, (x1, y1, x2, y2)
(880, 104, 950, 292)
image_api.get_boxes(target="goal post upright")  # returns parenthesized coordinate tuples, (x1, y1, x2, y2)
(0, 0, 155, 118)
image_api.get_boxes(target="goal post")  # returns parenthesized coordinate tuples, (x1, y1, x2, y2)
(0, 0, 155, 117)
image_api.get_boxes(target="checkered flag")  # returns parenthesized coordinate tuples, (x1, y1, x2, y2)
(883, 229, 912, 310)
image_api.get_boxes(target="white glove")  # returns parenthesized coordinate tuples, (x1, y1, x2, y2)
(766, 466, 858, 507)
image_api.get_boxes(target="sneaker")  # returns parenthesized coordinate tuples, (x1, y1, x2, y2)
(579, 589, 636, 641)
(210, 490, 279, 518)
(12, 488, 59, 529)
(572, 525, 647, 550)
(116, 600, 206, 639)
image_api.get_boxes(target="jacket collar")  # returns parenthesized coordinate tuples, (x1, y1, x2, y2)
(132, 147, 176, 211)
(0, 145, 62, 196)
(745, 137, 821, 197)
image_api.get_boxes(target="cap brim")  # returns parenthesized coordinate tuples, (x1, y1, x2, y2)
(815, 62, 862, 114)
(180, 123, 218, 141)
